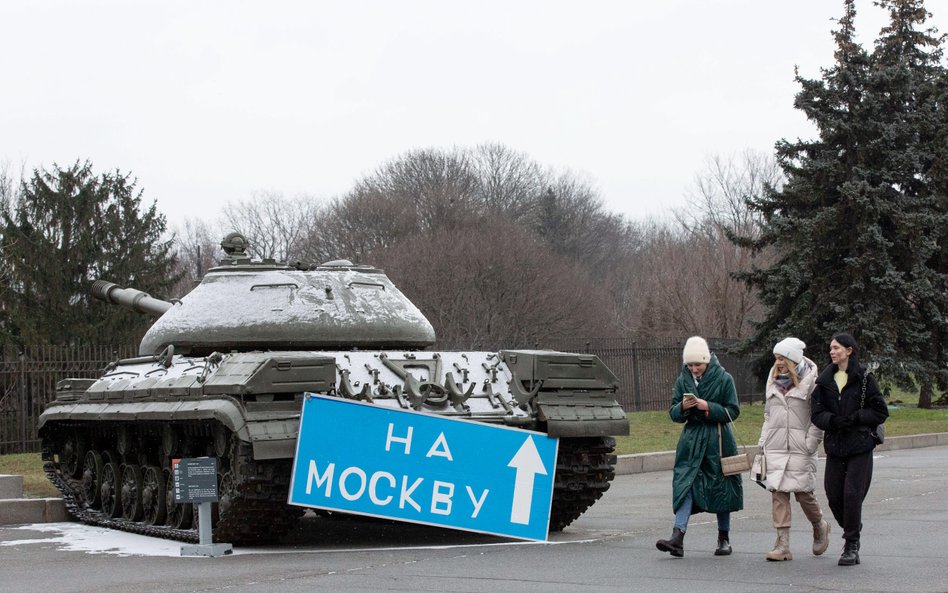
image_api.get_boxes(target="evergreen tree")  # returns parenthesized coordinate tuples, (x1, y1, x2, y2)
(734, 0, 948, 405)
(0, 161, 180, 347)
(865, 0, 948, 406)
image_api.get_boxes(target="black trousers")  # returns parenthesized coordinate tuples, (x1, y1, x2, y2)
(824, 451, 873, 543)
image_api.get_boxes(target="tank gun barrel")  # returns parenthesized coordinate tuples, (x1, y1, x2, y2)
(91, 280, 173, 315)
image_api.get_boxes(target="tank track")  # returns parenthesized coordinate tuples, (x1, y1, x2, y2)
(45, 435, 615, 542)
(43, 441, 302, 545)
(211, 442, 303, 544)
(549, 436, 617, 531)
(43, 458, 200, 543)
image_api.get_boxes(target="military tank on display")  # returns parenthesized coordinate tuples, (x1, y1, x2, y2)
(38, 233, 629, 544)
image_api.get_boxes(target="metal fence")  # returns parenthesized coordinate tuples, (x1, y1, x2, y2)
(0, 338, 764, 455)
(0, 344, 138, 454)
(480, 337, 765, 413)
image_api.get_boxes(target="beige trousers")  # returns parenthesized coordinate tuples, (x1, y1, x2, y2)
(771, 490, 823, 529)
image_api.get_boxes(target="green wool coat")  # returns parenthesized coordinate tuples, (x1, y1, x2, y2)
(669, 354, 744, 514)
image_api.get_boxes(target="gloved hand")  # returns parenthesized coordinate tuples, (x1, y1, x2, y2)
(847, 410, 866, 426)
(829, 415, 852, 430)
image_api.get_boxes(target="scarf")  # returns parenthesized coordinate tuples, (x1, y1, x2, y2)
(774, 374, 793, 393)
(774, 360, 811, 394)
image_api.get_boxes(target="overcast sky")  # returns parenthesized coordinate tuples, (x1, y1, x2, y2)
(2, 1, 945, 231)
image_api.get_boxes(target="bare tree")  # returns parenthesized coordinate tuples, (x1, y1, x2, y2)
(168, 218, 220, 298)
(626, 222, 712, 336)
(356, 148, 481, 233)
(221, 191, 320, 263)
(532, 172, 643, 268)
(469, 143, 544, 219)
(667, 150, 783, 337)
(679, 150, 780, 240)
(605, 218, 668, 335)
(306, 148, 486, 263)
(369, 216, 616, 348)
(307, 187, 420, 263)
(273, 144, 638, 350)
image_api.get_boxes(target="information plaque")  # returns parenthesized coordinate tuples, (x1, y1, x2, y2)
(172, 457, 219, 504)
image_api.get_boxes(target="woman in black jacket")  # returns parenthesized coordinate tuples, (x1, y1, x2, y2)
(810, 333, 888, 566)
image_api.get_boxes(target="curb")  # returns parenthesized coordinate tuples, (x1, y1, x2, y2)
(0, 474, 24, 499)
(0, 474, 68, 526)
(616, 432, 948, 475)
(0, 498, 68, 525)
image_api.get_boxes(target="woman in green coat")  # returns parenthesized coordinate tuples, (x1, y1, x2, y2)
(656, 336, 744, 557)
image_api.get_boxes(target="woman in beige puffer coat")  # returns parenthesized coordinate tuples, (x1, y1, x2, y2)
(758, 337, 831, 561)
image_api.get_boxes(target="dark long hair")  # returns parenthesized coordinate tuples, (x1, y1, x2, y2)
(831, 332, 862, 373)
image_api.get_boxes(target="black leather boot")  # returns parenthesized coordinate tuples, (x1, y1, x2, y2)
(838, 540, 860, 566)
(656, 527, 685, 557)
(714, 530, 732, 556)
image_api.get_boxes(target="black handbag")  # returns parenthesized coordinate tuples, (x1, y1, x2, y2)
(860, 373, 885, 445)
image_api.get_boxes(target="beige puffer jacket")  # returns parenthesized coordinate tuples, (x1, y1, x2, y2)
(758, 357, 823, 492)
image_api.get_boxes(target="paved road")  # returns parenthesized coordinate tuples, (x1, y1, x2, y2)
(1, 445, 946, 593)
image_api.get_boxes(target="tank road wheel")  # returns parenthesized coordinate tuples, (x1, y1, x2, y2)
(100, 459, 123, 519)
(60, 432, 86, 479)
(120, 465, 144, 521)
(213, 425, 231, 460)
(161, 425, 179, 458)
(81, 450, 104, 508)
(141, 466, 167, 526)
(116, 426, 132, 457)
(164, 468, 193, 529)
(212, 470, 237, 528)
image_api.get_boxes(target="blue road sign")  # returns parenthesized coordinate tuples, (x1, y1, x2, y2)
(288, 394, 559, 541)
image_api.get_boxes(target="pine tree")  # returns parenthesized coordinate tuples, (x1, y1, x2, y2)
(864, 0, 948, 406)
(734, 0, 948, 405)
(0, 161, 181, 347)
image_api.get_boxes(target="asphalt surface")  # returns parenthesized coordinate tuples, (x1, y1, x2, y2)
(1, 445, 946, 593)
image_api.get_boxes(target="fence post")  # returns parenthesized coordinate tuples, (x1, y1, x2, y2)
(18, 351, 27, 454)
(631, 341, 641, 412)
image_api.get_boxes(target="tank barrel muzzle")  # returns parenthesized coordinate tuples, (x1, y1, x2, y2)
(91, 280, 173, 315)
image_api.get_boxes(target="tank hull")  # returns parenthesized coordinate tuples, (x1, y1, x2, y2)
(40, 349, 627, 544)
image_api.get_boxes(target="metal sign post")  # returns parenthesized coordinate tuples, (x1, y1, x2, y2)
(174, 457, 233, 557)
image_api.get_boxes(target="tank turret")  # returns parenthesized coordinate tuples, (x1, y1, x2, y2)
(95, 235, 436, 356)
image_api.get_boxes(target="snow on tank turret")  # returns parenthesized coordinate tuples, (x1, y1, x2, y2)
(96, 232, 436, 356)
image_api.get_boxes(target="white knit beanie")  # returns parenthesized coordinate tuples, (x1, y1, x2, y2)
(682, 336, 711, 364)
(773, 337, 806, 364)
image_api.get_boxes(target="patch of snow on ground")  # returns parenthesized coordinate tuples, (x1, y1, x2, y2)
(1, 522, 588, 557)
(1, 523, 200, 557)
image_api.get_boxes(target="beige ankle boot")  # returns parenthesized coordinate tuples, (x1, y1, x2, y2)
(812, 519, 831, 556)
(766, 527, 792, 561)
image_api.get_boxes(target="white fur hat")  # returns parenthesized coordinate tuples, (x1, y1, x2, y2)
(682, 336, 711, 364)
(773, 337, 806, 364)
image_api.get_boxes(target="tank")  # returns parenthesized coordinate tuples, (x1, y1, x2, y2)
(38, 234, 629, 544)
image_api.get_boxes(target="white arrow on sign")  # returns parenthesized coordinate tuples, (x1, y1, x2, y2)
(507, 435, 549, 525)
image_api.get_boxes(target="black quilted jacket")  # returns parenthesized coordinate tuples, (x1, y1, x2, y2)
(810, 363, 888, 458)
